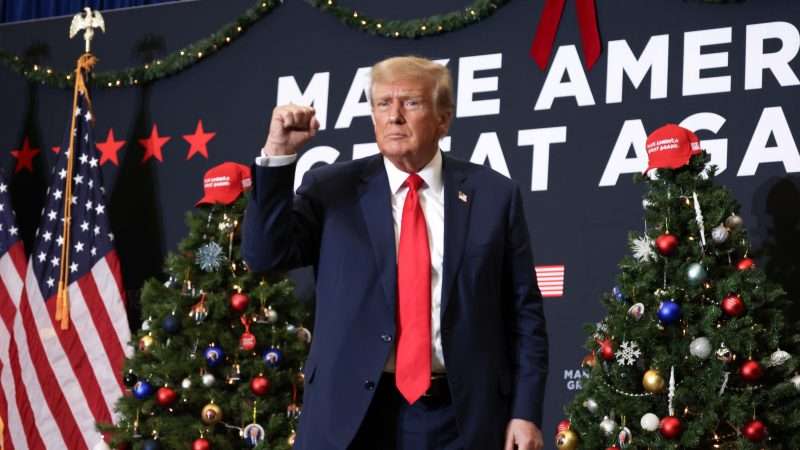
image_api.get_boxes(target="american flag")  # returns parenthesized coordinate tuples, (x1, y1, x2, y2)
(0, 83, 131, 449)
(0, 173, 31, 449)
(535, 264, 565, 298)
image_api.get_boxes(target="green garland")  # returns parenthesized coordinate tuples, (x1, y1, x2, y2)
(0, 0, 510, 89)
(307, 0, 508, 38)
(0, 0, 741, 89)
(0, 0, 281, 89)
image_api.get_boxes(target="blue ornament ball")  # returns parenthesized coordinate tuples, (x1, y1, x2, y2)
(204, 344, 225, 368)
(657, 300, 681, 324)
(142, 439, 160, 450)
(263, 347, 283, 368)
(612, 286, 626, 302)
(162, 313, 181, 334)
(132, 380, 152, 399)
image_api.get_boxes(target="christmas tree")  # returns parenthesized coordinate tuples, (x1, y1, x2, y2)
(559, 125, 800, 450)
(101, 164, 312, 450)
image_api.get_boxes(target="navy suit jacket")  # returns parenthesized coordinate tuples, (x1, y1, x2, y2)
(242, 153, 548, 450)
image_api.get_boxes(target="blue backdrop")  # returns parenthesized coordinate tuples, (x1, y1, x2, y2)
(1, 0, 182, 23)
(1, 1, 800, 447)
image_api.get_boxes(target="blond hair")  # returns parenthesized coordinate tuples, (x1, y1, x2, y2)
(369, 56, 454, 116)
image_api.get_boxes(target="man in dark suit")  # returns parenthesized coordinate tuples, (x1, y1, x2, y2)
(243, 56, 548, 450)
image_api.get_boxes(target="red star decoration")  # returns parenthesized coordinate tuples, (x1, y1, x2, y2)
(10, 137, 41, 173)
(139, 123, 171, 163)
(96, 129, 126, 166)
(183, 120, 216, 160)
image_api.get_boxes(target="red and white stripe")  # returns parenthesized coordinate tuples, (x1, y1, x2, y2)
(0, 242, 43, 450)
(535, 265, 565, 298)
(0, 249, 130, 449)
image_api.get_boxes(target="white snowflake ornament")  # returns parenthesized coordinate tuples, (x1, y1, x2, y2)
(615, 340, 642, 366)
(196, 241, 225, 272)
(630, 235, 656, 262)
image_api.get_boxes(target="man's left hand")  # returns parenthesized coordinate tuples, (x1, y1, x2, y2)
(504, 418, 544, 450)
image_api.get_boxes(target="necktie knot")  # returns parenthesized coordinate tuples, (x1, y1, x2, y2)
(404, 173, 424, 192)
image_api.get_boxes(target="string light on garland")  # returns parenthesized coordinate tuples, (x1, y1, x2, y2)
(308, 0, 509, 39)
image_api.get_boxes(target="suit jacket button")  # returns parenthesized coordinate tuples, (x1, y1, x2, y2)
(364, 380, 375, 391)
(381, 334, 393, 343)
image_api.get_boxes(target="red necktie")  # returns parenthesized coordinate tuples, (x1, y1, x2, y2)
(395, 173, 431, 404)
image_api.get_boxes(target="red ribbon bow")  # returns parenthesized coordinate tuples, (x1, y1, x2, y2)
(529, 0, 601, 70)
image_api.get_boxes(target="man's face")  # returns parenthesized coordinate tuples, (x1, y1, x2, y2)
(371, 77, 450, 167)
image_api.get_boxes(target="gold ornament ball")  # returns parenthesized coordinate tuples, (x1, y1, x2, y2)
(643, 369, 666, 393)
(201, 402, 223, 425)
(555, 429, 579, 450)
(138, 335, 155, 352)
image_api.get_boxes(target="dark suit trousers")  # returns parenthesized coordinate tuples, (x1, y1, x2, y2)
(348, 374, 464, 450)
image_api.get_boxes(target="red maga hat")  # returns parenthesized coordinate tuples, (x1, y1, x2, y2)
(196, 162, 252, 206)
(644, 124, 702, 174)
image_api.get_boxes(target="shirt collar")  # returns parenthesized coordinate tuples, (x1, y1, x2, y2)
(383, 150, 443, 195)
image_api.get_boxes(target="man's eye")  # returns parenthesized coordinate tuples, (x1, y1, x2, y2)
(404, 99, 421, 109)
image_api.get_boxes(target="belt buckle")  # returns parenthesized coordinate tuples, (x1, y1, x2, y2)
(422, 374, 446, 398)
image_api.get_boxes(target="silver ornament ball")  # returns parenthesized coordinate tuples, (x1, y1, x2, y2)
(689, 337, 712, 359)
(769, 349, 791, 367)
(686, 263, 707, 285)
(640, 413, 660, 431)
(264, 307, 278, 324)
(583, 398, 599, 414)
(181, 377, 192, 389)
(711, 224, 729, 244)
(724, 213, 743, 230)
(201, 373, 216, 387)
(599, 415, 618, 436)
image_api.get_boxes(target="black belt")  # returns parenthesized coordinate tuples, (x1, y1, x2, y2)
(381, 373, 451, 405)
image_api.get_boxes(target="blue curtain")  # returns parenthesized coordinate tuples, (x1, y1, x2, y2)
(2, 0, 181, 24)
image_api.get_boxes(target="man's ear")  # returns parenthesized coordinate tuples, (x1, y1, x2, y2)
(437, 110, 453, 136)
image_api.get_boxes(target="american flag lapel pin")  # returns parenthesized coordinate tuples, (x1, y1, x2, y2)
(458, 191, 468, 203)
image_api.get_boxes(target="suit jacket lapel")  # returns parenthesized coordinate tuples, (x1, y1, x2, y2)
(358, 155, 397, 314)
(441, 155, 472, 318)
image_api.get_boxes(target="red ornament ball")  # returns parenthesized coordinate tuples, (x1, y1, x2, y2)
(739, 359, 763, 382)
(606, 447, 621, 450)
(155, 386, 176, 406)
(721, 293, 745, 317)
(597, 339, 615, 361)
(230, 292, 250, 312)
(659, 416, 682, 439)
(239, 332, 257, 351)
(191, 438, 211, 450)
(655, 233, 679, 256)
(736, 258, 755, 271)
(556, 419, 571, 433)
(250, 375, 270, 396)
(742, 419, 767, 441)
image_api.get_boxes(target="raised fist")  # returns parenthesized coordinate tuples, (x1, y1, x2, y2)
(262, 104, 320, 156)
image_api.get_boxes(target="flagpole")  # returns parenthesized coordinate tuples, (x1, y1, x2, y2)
(56, 53, 96, 330)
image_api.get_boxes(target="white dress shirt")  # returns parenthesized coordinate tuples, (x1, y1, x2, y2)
(255, 150, 447, 373)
